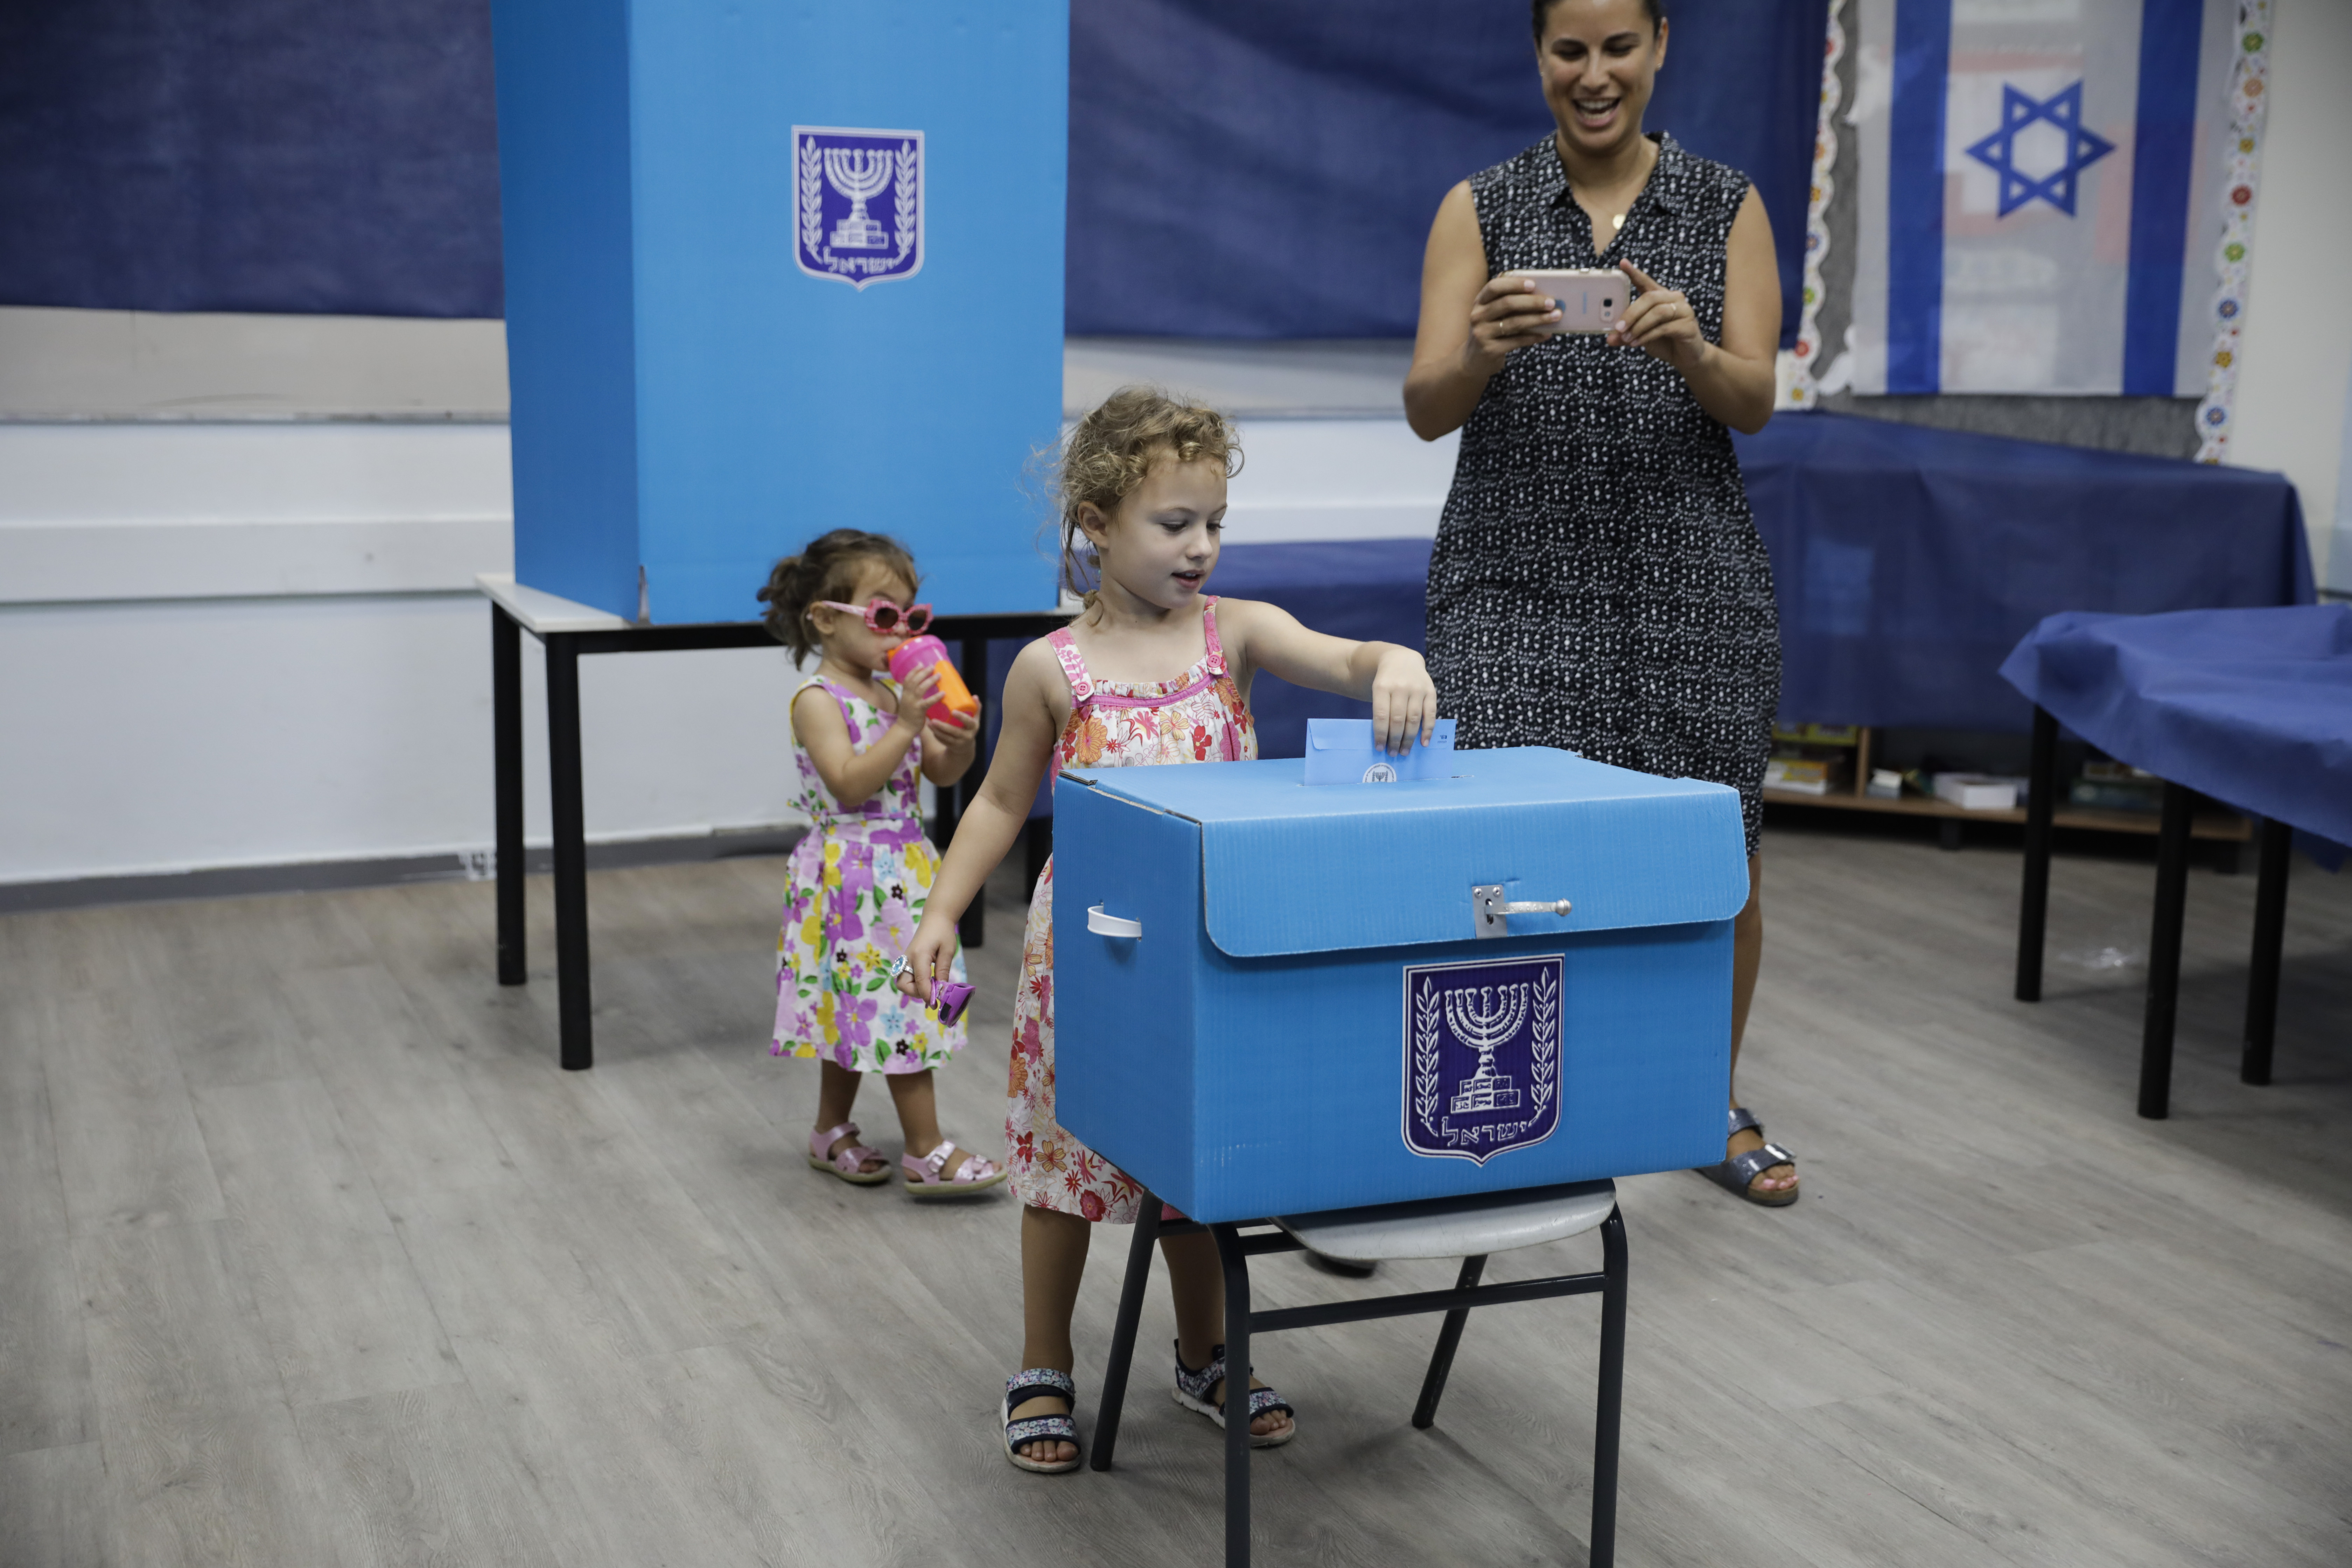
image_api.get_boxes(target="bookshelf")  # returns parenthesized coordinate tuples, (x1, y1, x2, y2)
(1759, 725, 2251, 845)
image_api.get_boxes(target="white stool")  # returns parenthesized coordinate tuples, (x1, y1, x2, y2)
(1091, 1180, 1628, 1567)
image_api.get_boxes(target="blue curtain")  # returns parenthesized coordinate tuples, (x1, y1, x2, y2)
(0, 0, 504, 317)
(0, 0, 1823, 335)
(1067, 0, 1829, 342)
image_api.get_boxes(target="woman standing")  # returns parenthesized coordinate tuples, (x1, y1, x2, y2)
(1404, 0, 1795, 1203)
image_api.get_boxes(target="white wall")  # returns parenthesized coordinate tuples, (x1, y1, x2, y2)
(2227, 0, 2352, 591)
(0, 419, 810, 887)
(1, 397, 1444, 888)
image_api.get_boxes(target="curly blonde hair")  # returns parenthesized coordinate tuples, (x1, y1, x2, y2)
(1048, 386, 1241, 602)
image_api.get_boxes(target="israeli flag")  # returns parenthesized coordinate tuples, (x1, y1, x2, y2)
(1850, 0, 2240, 395)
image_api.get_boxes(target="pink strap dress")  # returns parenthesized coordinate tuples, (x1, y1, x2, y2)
(1006, 599, 1258, 1221)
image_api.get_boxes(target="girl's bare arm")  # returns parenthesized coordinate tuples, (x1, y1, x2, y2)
(896, 640, 1064, 994)
(1218, 597, 1438, 754)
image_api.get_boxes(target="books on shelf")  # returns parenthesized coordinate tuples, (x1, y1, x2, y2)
(1933, 773, 2025, 811)
(1764, 756, 1842, 795)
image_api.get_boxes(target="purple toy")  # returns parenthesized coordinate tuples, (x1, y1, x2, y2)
(931, 980, 975, 1028)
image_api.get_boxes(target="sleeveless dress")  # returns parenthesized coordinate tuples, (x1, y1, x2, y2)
(1427, 132, 1781, 856)
(1006, 600, 1258, 1222)
(771, 676, 968, 1071)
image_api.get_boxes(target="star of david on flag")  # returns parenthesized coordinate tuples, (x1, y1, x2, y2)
(1965, 83, 2115, 218)
(1849, 0, 2241, 396)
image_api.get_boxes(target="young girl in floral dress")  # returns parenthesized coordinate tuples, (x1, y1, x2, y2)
(761, 528, 1005, 1198)
(897, 389, 1440, 1471)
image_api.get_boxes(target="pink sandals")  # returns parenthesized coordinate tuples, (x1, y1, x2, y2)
(902, 1139, 1007, 1199)
(807, 1121, 891, 1185)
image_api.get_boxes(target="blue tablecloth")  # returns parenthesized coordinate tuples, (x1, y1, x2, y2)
(1217, 412, 2314, 750)
(1999, 605, 2352, 864)
(1737, 413, 2312, 731)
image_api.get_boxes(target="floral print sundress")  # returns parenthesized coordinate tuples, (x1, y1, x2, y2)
(772, 675, 967, 1072)
(1008, 599, 1256, 1221)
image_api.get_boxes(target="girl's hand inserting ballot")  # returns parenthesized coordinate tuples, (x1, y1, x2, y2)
(1369, 646, 1439, 755)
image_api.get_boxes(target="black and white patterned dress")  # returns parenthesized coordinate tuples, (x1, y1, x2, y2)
(1426, 133, 1781, 856)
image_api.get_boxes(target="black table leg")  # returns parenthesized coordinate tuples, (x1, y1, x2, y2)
(545, 634, 593, 1071)
(1212, 1222, 1254, 1568)
(1411, 1255, 1486, 1429)
(1589, 1208, 1627, 1568)
(2016, 705, 2058, 1002)
(492, 604, 527, 986)
(1091, 1195, 1163, 1471)
(2241, 816, 2293, 1086)
(2139, 780, 2194, 1118)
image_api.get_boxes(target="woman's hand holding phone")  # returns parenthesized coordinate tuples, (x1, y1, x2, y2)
(1462, 276, 1562, 370)
(1608, 260, 1705, 368)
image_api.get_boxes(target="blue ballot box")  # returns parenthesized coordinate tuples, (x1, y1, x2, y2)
(1053, 749, 1746, 1222)
(489, 0, 1067, 623)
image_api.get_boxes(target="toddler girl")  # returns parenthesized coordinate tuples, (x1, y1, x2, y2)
(761, 528, 1005, 1198)
(897, 389, 1439, 1471)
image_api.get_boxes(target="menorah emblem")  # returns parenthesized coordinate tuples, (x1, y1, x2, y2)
(1401, 954, 1562, 1165)
(793, 126, 924, 290)
(823, 147, 894, 250)
(1444, 983, 1527, 1113)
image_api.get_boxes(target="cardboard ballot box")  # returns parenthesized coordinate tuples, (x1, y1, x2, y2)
(1053, 749, 1745, 1223)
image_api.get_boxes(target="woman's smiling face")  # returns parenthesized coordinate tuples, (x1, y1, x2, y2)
(1535, 0, 1667, 160)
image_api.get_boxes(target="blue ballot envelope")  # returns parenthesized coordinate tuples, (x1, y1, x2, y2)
(1054, 748, 1747, 1222)
(1301, 718, 1458, 784)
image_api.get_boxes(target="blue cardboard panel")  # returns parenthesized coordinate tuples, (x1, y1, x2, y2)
(1052, 776, 1204, 1216)
(1184, 923, 1730, 1222)
(1086, 751, 1749, 957)
(493, 0, 1069, 624)
(491, 0, 643, 619)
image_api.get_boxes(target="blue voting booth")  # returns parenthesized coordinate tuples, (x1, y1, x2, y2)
(1053, 748, 1746, 1223)
(488, 0, 1068, 623)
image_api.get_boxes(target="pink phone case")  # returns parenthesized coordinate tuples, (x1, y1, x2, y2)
(1515, 269, 1625, 337)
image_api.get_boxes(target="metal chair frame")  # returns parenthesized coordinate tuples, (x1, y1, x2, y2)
(1090, 1190, 1629, 1567)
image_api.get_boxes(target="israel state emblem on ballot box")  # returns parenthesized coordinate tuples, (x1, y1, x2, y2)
(1053, 735, 1745, 1223)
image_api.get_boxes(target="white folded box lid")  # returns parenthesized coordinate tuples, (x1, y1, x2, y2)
(1069, 748, 1748, 958)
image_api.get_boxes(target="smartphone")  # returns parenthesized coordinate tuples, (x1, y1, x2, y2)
(1512, 268, 1625, 337)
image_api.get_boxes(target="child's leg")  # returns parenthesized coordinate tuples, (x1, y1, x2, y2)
(814, 1062, 886, 1176)
(1010, 1203, 1092, 1462)
(1160, 1229, 1296, 1440)
(883, 1069, 985, 1179)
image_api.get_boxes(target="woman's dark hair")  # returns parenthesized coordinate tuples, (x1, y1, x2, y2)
(1532, 0, 1663, 40)
(756, 528, 919, 662)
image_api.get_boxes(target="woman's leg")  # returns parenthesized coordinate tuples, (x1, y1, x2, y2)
(1160, 1229, 1294, 1440)
(813, 1062, 885, 1175)
(1010, 1204, 1092, 1462)
(883, 1069, 982, 1178)
(1725, 854, 1796, 1197)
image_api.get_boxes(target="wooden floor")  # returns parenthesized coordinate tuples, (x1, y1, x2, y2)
(3, 822, 2349, 1567)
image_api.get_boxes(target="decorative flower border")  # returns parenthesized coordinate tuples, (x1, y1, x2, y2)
(2194, 2, 2272, 464)
(1778, 0, 1846, 411)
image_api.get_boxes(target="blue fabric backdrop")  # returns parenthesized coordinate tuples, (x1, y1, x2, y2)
(1067, 0, 1828, 343)
(0, 0, 505, 317)
(1, 0, 1825, 338)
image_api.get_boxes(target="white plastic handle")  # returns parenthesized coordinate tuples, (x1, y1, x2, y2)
(1086, 904, 1142, 939)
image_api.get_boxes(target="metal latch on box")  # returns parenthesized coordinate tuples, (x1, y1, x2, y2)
(1472, 884, 1572, 939)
